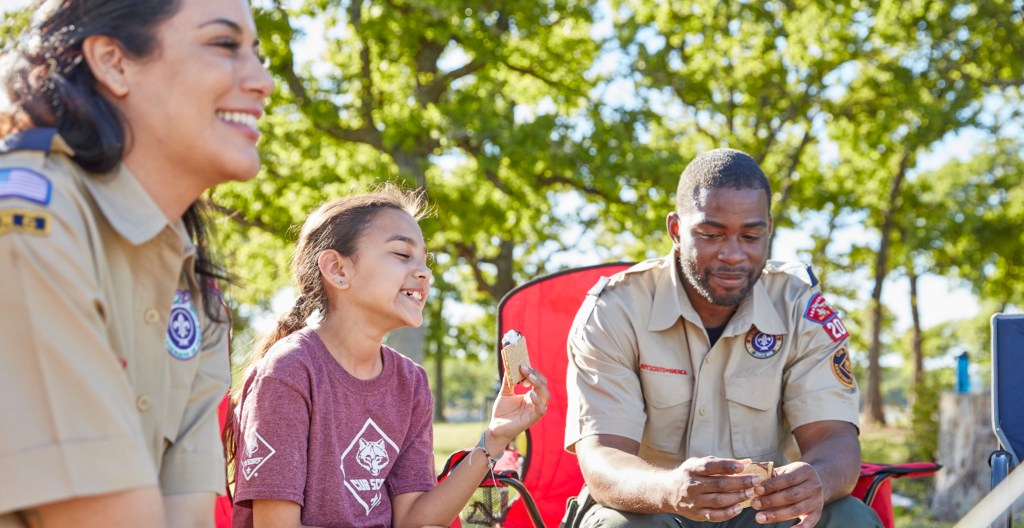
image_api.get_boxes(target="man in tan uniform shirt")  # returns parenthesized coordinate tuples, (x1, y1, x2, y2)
(0, 130, 230, 525)
(565, 149, 881, 527)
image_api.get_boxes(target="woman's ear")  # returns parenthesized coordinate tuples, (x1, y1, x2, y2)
(318, 250, 350, 290)
(82, 35, 130, 97)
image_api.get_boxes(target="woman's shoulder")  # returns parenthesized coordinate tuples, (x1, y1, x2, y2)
(1, 130, 89, 188)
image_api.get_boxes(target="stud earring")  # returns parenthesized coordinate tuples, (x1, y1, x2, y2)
(338, 278, 346, 286)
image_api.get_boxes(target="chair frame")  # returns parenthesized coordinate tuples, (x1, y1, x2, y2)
(990, 313, 1024, 528)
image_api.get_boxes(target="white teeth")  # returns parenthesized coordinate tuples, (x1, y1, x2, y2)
(404, 291, 423, 301)
(217, 111, 258, 128)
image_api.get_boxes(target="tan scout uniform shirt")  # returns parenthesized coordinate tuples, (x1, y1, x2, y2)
(0, 131, 231, 517)
(565, 254, 859, 469)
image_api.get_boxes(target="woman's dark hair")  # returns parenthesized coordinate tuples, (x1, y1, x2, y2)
(1, 0, 227, 321)
(1, 0, 180, 170)
(223, 184, 428, 484)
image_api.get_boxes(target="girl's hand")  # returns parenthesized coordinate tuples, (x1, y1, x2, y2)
(486, 366, 550, 448)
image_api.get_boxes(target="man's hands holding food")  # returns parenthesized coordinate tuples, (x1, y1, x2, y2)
(664, 457, 825, 526)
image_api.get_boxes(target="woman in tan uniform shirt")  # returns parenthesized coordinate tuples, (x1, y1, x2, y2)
(0, 0, 273, 526)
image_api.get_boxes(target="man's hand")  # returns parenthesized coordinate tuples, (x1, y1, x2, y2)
(749, 461, 825, 527)
(664, 457, 764, 523)
(577, 436, 762, 519)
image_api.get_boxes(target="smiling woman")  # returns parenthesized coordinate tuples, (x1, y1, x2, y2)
(0, 0, 272, 526)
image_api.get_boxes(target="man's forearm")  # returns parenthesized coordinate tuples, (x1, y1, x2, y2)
(579, 444, 678, 514)
(801, 431, 861, 503)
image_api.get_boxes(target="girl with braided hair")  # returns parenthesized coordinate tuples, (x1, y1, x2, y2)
(227, 185, 549, 528)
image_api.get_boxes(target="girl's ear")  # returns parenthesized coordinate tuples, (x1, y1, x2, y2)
(82, 35, 130, 97)
(318, 250, 350, 290)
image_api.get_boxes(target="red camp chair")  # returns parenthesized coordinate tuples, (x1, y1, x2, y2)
(440, 263, 940, 528)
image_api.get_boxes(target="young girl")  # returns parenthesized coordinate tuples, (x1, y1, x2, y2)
(228, 186, 549, 528)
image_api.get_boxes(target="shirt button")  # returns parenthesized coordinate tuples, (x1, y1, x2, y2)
(144, 309, 160, 324)
(136, 395, 151, 412)
(699, 406, 707, 416)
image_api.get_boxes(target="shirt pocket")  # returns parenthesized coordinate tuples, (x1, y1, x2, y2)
(640, 371, 693, 454)
(724, 373, 783, 460)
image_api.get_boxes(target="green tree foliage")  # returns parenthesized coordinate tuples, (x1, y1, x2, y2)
(4, 0, 1024, 430)
(822, 0, 1024, 424)
(215, 1, 603, 315)
(0, 7, 30, 44)
(608, 0, 1024, 425)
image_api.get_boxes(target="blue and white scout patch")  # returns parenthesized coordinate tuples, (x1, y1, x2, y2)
(0, 168, 52, 205)
(745, 327, 783, 359)
(166, 289, 202, 360)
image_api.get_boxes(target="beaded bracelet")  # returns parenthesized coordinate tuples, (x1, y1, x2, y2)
(475, 431, 504, 468)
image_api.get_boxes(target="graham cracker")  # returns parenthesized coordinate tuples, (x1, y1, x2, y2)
(738, 461, 774, 508)
(500, 330, 531, 388)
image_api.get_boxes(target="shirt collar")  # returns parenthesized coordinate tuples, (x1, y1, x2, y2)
(647, 252, 787, 335)
(80, 163, 173, 245)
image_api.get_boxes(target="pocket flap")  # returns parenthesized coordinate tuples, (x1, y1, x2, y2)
(724, 375, 780, 411)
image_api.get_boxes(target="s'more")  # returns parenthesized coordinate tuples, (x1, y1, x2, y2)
(500, 329, 531, 388)
(738, 461, 774, 508)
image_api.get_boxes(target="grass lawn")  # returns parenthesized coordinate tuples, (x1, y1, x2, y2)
(854, 424, 956, 528)
(433, 421, 488, 473)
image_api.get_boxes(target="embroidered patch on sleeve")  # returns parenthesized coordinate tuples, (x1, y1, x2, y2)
(0, 168, 52, 205)
(0, 209, 51, 237)
(831, 347, 855, 388)
(803, 292, 850, 342)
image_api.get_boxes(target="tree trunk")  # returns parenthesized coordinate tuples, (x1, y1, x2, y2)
(908, 266, 924, 389)
(931, 391, 997, 521)
(864, 153, 911, 425)
(432, 334, 446, 422)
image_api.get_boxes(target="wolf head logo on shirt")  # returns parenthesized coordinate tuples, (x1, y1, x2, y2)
(356, 438, 390, 476)
(341, 418, 401, 515)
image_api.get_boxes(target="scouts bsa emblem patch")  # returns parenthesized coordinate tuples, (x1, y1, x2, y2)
(166, 289, 202, 360)
(832, 347, 855, 388)
(803, 292, 850, 342)
(745, 327, 783, 359)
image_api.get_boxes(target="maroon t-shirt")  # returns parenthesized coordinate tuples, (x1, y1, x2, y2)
(232, 327, 435, 528)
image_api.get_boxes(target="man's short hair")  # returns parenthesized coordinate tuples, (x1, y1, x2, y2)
(675, 148, 772, 215)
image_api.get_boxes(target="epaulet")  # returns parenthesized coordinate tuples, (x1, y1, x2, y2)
(571, 274, 617, 338)
(596, 259, 656, 292)
(763, 260, 818, 287)
(0, 128, 59, 155)
(587, 275, 612, 297)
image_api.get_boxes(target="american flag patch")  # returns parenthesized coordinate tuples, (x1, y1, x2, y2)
(0, 168, 52, 205)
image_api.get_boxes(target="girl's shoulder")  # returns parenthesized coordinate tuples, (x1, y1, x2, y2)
(254, 327, 324, 382)
(381, 345, 429, 383)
